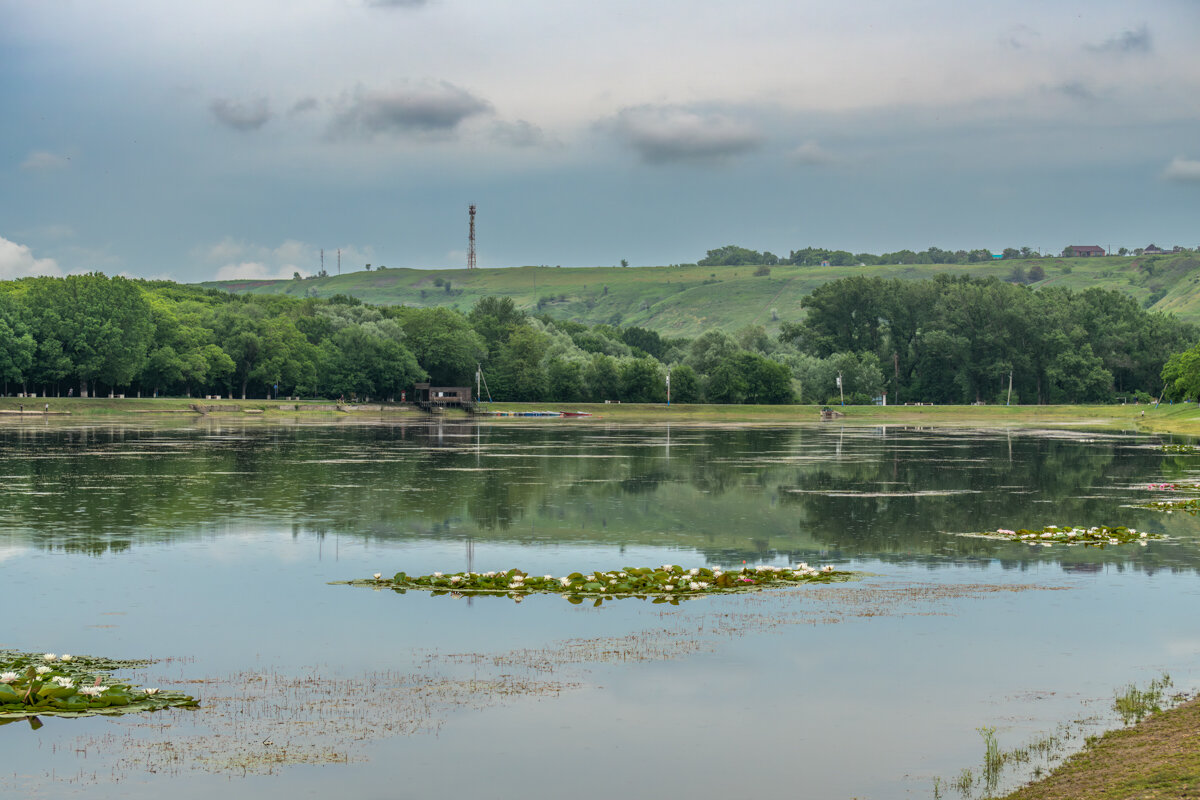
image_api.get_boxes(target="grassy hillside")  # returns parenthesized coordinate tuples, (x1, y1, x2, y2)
(203, 253, 1200, 337)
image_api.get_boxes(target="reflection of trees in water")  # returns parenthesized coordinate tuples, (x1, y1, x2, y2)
(2, 424, 1197, 574)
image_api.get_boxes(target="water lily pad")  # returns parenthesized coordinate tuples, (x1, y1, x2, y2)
(959, 525, 1162, 546)
(334, 563, 857, 603)
(0, 650, 198, 720)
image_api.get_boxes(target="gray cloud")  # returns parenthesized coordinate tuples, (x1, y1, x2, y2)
(210, 97, 272, 131)
(289, 97, 319, 115)
(1087, 25, 1152, 55)
(1052, 81, 1100, 103)
(789, 140, 836, 166)
(1001, 24, 1039, 50)
(491, 119, 549, 148)
(609, 106, 763, 164)
(1163, 157, 1200, 183)
(332, 83, 491, 137)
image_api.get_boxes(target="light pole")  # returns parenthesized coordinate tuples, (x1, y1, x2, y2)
(666, 370, 671, 407)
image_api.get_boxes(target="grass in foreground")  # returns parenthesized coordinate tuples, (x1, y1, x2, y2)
(1000, 692, 1200, 800)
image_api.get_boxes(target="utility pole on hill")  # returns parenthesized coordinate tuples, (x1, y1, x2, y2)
(468, 204, 477, 270)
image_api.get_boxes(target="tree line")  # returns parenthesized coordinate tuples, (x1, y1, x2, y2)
(783, 274, 1196, 404)
(0, 273, 1192, 405)
(700, 244, 1069, 268)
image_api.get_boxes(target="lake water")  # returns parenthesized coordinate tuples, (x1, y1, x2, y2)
(2, 420, 1199, 799)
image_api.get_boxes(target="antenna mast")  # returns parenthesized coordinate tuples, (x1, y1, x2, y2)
(468, 204, 477, 270)
(337, 248, 341, 275)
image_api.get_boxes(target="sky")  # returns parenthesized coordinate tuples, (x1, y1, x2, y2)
(2, 0, 1199, 283)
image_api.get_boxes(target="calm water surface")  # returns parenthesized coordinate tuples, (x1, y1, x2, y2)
(2, 420, 1199, 799)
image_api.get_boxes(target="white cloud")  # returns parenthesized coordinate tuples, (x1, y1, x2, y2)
(1163, 157, 1200, 183)
(214, 261, 304, 281)
(203, 237, 375, 280)
(0, 237, 64, 279)
(20, 150, 71, 170)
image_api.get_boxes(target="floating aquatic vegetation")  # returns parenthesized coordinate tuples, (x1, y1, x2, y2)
(1160, 444, 1197, 454)
(964, 525, 1161, 547)
(0, 650, 197, 720)
(335, 564, 855, 604)
(1139, 497, 1200, 513)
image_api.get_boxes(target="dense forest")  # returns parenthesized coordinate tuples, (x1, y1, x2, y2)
(0, 273, 1195, 405)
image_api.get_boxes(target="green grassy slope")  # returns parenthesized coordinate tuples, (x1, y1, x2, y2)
(203, 253, 1200, 337)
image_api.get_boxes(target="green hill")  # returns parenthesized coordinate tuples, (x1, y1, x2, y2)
(203, 253, 1200, 337)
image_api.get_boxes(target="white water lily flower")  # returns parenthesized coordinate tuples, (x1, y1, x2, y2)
(52, 676, 74, 689)
(688, 581, 700, 590)
(689, 568, 700, 576)
(1139, 532, 1148, 538)
(0, 672, 18, 683)
(822, 565, 835, 573)
(450, 575, 462, 583)
(373, 573, 382, 580)
(559, 577, 571, 587)
(78, 686, 103, 697)
(60, 654, 72, 662)
(43, 653, 57, 662)
(143, 688, 160, 696)
(544, 575, 553, 580)
(35, 666, 51, 675)
(433, 572, 443, 578)
(664, 585, 674, 591)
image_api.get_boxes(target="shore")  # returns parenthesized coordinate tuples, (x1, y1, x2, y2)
(1, 397, 1198, 436)
(999, 695, 1200, 799)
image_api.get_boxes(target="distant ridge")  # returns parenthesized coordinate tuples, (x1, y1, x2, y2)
(201, 254, 1200, 337)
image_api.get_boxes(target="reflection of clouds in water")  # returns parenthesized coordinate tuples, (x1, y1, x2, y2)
(1166, 638, 1200, 657)
(0, 545, 28, 562)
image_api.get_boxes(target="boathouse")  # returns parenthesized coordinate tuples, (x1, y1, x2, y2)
(412, 383, 474, 412)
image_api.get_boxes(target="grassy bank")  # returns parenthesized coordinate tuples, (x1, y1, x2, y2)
(5, 397, 1200, 436)
(1000, 695, 1200, 799)
(202, 253, 1200, 337)
(478, 400, 1200, 435)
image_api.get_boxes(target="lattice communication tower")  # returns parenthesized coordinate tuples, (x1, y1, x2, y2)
(467, 204, 477, 269)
